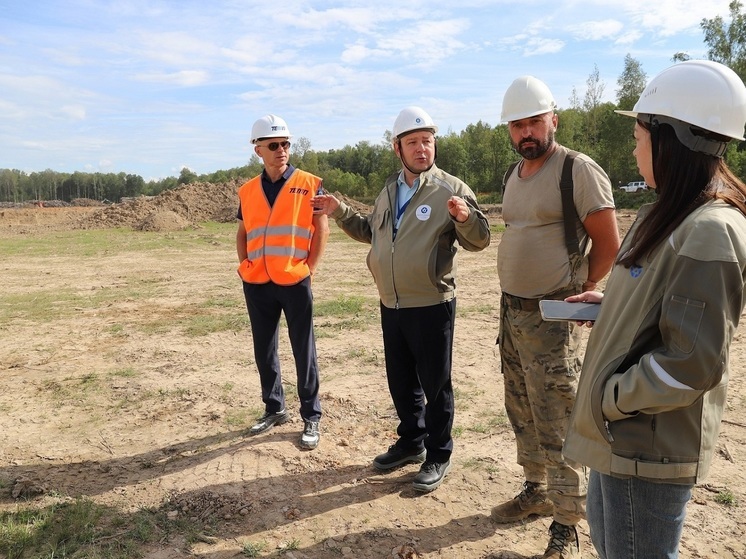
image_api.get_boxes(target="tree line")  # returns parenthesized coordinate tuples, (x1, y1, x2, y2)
(3, 2, 745, 207)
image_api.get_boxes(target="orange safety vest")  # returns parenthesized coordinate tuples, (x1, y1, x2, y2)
(237, 169, 320, 285)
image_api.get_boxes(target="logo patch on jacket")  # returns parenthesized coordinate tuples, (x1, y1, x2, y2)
(416, 205, 432, 221)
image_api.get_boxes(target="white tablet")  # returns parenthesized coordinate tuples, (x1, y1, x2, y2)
(539, 300, 600, 322)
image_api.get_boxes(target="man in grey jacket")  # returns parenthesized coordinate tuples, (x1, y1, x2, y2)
(311, 106, 490, 492)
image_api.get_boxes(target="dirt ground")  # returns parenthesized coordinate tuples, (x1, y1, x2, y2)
(0, 184, 744, 559)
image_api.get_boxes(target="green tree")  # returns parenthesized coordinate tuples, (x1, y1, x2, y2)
(292, 136, 312, 160)
(555, 107, 588, 154)
(436, 132, 468, 183)
(582, 65, 606, 158)
(700, 0, 746, 81)
(460, 120, 496, 193)
(598, 102, 639, 186)
(178, 167, 198, 185)
(616, 54, 647, 110)
(323, 168, 367, 198)
(0, 169, 19, 202)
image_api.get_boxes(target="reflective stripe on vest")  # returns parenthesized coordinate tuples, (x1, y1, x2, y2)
(237, 170, 319, 285)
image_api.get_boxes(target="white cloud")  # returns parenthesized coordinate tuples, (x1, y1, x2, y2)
(60, 105, 86, 120)
(341, 42, 387, 64)
(132, 31, 220, 67)
(568, 19, 624, 41)
(0, 0, 737, 178)
(523, 38, 566, 57)
(615, 29, 644, 46)
(135, 70, 210, 86)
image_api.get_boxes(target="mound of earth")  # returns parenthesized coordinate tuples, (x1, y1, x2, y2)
(0, 183, 376, 234)
(136, 209, 191, 232)
(79, 179, 244, 231)
(79, 184, 374, 232)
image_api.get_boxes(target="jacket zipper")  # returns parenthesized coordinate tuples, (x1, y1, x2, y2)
(604, 420, 615, 442)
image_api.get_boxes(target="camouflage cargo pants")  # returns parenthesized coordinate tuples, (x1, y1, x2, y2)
(498, 291, 587, 525)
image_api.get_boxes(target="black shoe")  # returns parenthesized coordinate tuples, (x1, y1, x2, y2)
(412, 460, 451, 492)
(248, 409, 289, 435)
(372, 444, 426, 471)
(299, 420, 320, 450)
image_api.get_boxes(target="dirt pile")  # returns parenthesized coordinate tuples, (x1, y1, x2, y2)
(77, 183, 374, 233)
(79, 180, 244, 231)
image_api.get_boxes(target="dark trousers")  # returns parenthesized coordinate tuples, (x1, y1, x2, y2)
(242, 277, 321, 422)
(380, 299, 456, 463)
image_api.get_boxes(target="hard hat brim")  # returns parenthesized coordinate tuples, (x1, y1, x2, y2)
(396, 127, 438, 140)
(252, 135, 292, 144)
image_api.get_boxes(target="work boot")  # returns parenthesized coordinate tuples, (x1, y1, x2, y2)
(491, 481, 553, 523)
(412, 460, 451, 492)
(373, 444, 426, 471)
(542, 521, 579, 558)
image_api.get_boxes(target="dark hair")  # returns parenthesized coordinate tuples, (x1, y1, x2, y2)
(618, 119, 746, 268)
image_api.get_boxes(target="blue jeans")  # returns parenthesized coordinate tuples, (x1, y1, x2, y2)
(587, 470, 692, 558)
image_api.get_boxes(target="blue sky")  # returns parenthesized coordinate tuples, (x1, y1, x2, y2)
(0, 0, 735, 181)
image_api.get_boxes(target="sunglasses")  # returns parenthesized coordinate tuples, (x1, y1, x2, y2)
(261, 140, 291, 151)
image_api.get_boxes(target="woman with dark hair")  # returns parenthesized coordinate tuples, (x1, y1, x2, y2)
(562, 60, 746, 559)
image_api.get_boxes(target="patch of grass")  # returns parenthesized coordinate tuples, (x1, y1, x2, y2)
(457, 303, 496, 317)
(464, 410, 507, 435)
(314, 295, 368, 317)
(242, 540, 268, 557)
(225, 409, 250, 428)
(344, 347, 374, 361)
(0, 280, 165, 324)
(715, 488, 738, 506)
(468, 423, 489, 434)
(80, 372, 99, 387)
(279, 538, 301, 551)
(488, 413, 509, 428)
(314, 295, 378, 335)
(38, 373, 105, 404)
(0, 227, 239, 259)
(0, 498, 160, 559)
(485, 462, 501, 475)
(182, 312, 247, 337)
(108, 323, 128, 337)
(158, 387, 192, 400)
(110, 367, 138, 378)
(202, 296, 242, 309)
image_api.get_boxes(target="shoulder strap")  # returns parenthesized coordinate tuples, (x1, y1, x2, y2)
(502, 161, 520, 193)
(504, 152, 581, 259)
(560, 150, 580, 258)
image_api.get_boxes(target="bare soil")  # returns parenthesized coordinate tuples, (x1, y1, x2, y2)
(0, 185, 744, 558)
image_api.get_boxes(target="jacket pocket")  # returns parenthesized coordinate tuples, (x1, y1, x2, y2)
(668, 295, 705, 354)
(374, 208, 389, 231)
(367, 209, 391, 284)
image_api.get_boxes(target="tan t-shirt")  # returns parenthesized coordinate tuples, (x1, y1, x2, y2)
(498, 145, 614, 298)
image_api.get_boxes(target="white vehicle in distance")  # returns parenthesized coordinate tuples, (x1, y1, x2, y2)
(619, 181, 649, 193)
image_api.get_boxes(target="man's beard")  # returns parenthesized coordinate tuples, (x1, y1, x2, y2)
(514, 130, 554, 160)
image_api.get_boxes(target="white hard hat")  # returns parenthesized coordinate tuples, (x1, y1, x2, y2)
(392, 106, 438, 139)
(501, 76, 556, 123)
(251, 114, 292, 144)
(617, 60, 746, 153)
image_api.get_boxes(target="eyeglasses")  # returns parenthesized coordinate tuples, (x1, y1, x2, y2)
(261, 140, 291, 151)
